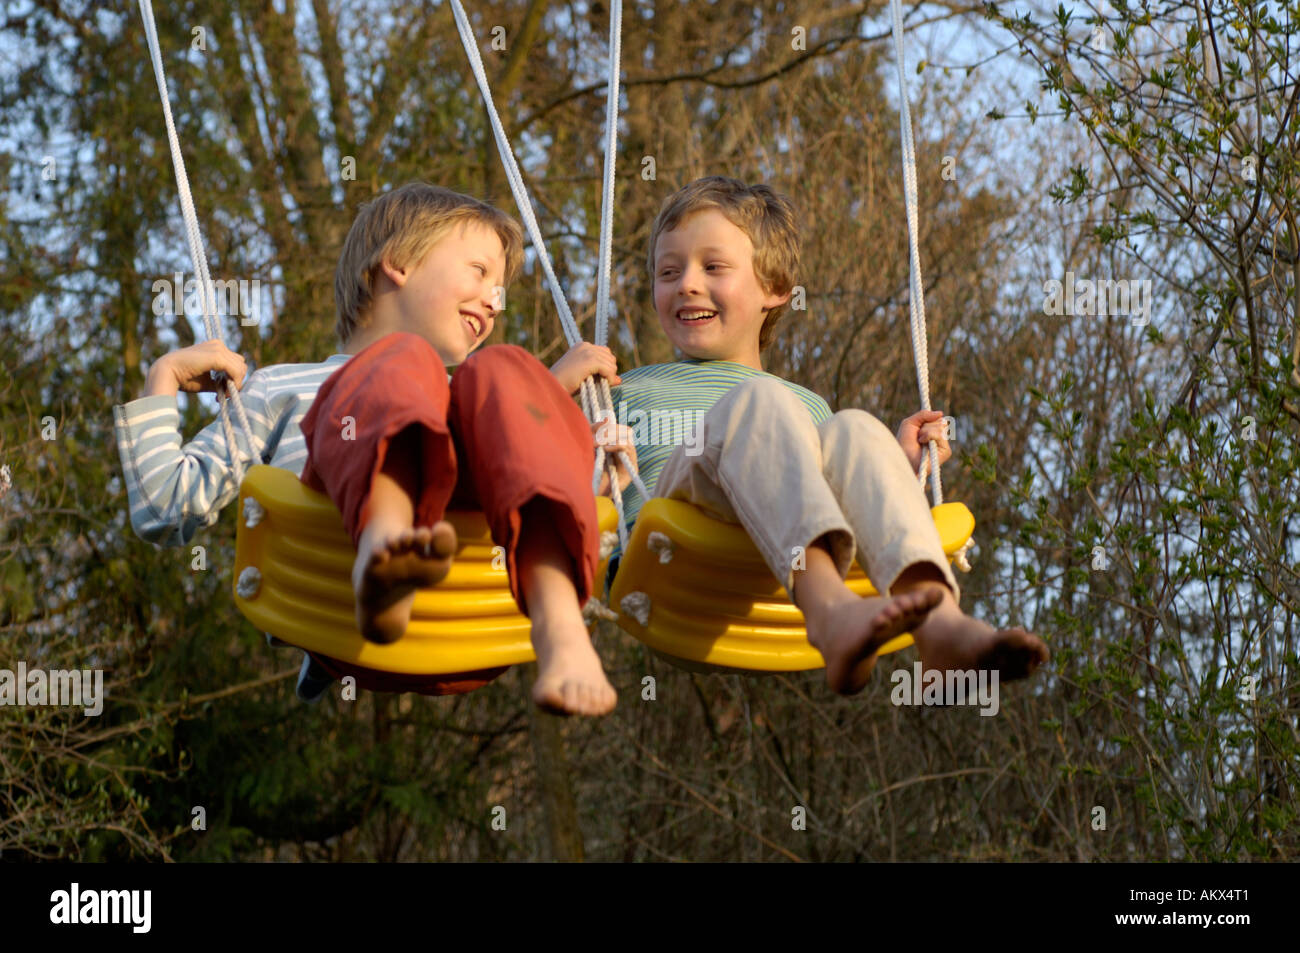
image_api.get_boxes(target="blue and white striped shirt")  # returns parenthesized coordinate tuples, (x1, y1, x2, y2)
(112, 353, 353, 547)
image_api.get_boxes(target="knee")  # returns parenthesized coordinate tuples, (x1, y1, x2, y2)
(723, 376, 807, 418)
(457, 344, 548, 384)
(460, 343, 532, 371)
(823, 408, 894, 446)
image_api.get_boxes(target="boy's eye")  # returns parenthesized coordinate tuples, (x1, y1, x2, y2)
(473, 263, 487, 275)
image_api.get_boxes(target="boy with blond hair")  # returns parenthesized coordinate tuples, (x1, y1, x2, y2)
(114, 183, 632, 715)
(608, 176, 1048, 693)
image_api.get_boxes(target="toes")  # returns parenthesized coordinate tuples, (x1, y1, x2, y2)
(381, 531, 407, 557)
(393, 527, 433, 554)
(984, 630, 1050, 681)
(1019, 630, 1050, 664)
(535, 676, 614, 716)
(906, 586, 942, 614)
(536, 678, 584, 717)
(430, 521, 457, 556)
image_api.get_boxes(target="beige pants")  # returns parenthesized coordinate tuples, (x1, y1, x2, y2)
(653, 377, 960, 602)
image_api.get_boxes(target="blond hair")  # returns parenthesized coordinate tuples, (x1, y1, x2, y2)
(335, 183, 525, 345)
(646, 176, 800, 351)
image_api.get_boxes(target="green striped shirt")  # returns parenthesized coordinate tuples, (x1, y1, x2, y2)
(609, 359, 832, 545)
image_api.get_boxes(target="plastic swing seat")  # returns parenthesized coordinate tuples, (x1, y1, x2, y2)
(608, 498, 975, 674)
(232, 465, 618, 681)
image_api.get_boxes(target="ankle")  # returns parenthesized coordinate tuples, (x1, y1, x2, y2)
(522, 560, 581, 619)
(891, 562, 954, 599)
(802, 592, 859, 652)
(795, 581, 850, 631)
(530, 606, 590, 660)
(792, 540, 853, 617)
(893, 579, 951, 602)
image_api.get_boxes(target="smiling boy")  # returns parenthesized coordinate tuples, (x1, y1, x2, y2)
(114, 183, 630, 715)
(296, 183, 624, 715)
(610, 176, 1048, 693)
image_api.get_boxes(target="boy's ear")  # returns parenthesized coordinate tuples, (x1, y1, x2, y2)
(378, 257, 409, 288)
(762, 288, 792, 312)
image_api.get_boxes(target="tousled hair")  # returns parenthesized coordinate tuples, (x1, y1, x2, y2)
(335, 182, 524, 345)
(646, 176, 800, 350)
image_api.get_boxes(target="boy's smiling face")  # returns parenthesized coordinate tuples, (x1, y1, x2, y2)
(383, 222, 505, 366)
(653, 208, 789, 368)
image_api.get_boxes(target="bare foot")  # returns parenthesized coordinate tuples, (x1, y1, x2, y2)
(352, 519, 457, 644)
(909, 583, 1049, 681)
(531, 617, 617, 716)
(808, 587, 945, 695)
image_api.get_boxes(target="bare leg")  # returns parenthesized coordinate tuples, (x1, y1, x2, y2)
(517, 498, 616, 716)
(351, 426, 457, 643)
(892, 562, 1049, 680)
(793, 538, 944, 695)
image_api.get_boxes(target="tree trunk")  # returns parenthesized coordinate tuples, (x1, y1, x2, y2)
(526, 684, 585, 861)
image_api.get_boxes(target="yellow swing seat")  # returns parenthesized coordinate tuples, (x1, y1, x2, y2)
(232, 464, 618, 675)
(608, 498, 975, 673)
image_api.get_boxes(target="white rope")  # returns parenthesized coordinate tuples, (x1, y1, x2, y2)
(589, 0, 649, 511)
(139, 0, 263, 486)
(888, 0, 943, 506)
(450, 0, 646, 551)
(448, 0, 583, 349)
(594, 0, 622, 350)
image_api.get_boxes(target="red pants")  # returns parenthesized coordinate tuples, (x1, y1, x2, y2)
(297, 333, 599, 694)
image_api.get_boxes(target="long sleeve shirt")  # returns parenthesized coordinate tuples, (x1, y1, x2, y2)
(112, 353, 352, 547)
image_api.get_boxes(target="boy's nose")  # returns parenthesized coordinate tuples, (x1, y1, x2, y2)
(678, 265, 705, 293)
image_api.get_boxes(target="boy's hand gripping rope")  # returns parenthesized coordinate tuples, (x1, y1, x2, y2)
(139, 0, 265, 487)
